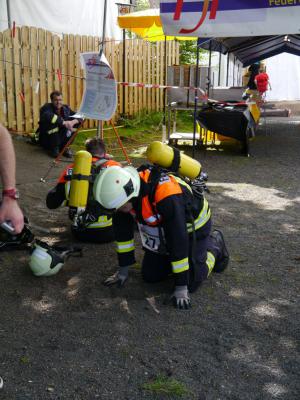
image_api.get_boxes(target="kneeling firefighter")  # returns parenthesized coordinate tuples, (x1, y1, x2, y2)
(94, 141, 229, 309)
(46, 138, 120, 243)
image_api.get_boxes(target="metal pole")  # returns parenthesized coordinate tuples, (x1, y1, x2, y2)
(6, 0, 11, 29)
(233, 56, 236, 86)
(162, 36, 167, 141)
(97, 0, 108, 138)
(218, 52, 221, 86)
(207, 40, 212, 97)
(192, 40, 201, 158)
(226, 53, 230, 86)
(122, 29, 126, 115)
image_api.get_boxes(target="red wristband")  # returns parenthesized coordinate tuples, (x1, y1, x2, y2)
(2, 188, 19, 200)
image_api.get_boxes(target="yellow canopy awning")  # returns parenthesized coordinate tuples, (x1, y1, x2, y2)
(118, 8, 196, 42)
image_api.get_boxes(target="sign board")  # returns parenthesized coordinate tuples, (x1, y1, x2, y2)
(160, 0, 300, 37)
(79, 52, 117, 121)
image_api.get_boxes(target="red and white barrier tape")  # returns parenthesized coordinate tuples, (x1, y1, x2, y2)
(117, 81, 207, 98)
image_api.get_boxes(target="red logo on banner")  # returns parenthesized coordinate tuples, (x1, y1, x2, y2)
(173, 0, 219, 34)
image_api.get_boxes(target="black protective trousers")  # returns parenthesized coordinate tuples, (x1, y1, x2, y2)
(71, 226, 114, 244)
(40, 128, 76, 153)
(141, 219, 222, 292)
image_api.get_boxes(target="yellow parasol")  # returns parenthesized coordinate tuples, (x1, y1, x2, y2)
(118, 8, 196, 42)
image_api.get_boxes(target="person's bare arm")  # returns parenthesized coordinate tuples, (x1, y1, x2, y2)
(0, 123, 16, 188)
(0, 123, 24, 233)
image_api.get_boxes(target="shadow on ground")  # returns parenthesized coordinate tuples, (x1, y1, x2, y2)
(0, 117, 299, 399)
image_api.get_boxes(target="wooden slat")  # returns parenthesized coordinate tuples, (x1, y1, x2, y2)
(80, 35, 88, 129)
(4, 29, 16, 130)
(116, 41, 122, 117)
(142, 40, 147, 111)
(13, 27, 24, 132)
(111, 40, 118, 120)
(53, 35, 61, 92)
(156, 42, 162, 111)
(74, 35, 81, 111)
(46, 31, 54, 102)
(138, 40, 143, 113)
(168, 40, 172, 69)
(0, 32, 7, 126)
(68, 34, 75, 111)
(21, 27, 32, 132)
(31, 27, 39, 131)
(160, 41, 164, 111)
(61, 34, 69, 105)
(147, 42, 151, 113)
(38, 29, 47, 108)
(151, 44, 156, 112)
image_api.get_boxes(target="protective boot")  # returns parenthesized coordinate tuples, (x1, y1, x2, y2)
(211, 229, 229, 273)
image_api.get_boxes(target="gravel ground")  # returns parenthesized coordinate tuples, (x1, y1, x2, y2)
(0, 117, 299, 400)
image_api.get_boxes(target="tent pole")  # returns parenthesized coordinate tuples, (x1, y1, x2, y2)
(233, 56, 236, 86)
(97, 0, 108, 139)
(6, 0, 11, 29)
(218, 52, 221, 86)
(162, 36, 167, 141)
(207, 40, 212, 97)
(226, 53, 230, 86)
(122, 29, 126, 115)
(192, 39, 201, 158)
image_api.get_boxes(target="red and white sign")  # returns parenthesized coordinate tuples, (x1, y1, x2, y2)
(160, 0, 300, 37)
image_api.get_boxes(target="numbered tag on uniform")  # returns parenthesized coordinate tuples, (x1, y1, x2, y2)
(138, 224, 161, 253)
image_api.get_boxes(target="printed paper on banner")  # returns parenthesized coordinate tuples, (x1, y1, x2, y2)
(79, 52, 117, 121)
(160, 0, 300, 38)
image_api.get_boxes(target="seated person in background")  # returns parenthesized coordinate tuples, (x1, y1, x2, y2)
(46, 138, 120, 243)
(38, 91, 83, 158)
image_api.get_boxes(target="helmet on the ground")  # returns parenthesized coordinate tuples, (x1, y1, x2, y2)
(93, 166, 140, 210)
(29, 240, 65, 277)
(0, 223, 34, 250)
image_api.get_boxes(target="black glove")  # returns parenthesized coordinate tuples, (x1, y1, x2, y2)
(103, 266, 129, 288)
(171, 285, 191, 309)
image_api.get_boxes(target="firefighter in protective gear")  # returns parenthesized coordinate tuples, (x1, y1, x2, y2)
(38, 91, 83, 158)
(95, 164, 229, 309)
(46, 138, 120, 243)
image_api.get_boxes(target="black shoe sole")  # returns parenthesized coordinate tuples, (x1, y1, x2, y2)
(212, 229, 229, 273)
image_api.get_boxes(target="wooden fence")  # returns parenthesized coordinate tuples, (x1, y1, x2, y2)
(0, 27, 179, 134)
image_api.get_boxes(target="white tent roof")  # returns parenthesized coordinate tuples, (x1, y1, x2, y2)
(0, 0, 130, 39)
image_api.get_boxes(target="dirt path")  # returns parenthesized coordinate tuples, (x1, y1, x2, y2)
(1, 119, 299, 400)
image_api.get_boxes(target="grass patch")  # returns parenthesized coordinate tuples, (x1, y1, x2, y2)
(71, 111, 195, 161)
(142, 375, 190, 398)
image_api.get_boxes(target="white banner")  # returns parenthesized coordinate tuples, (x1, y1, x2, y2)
(160, 0, 300, 37)
(79, 52, 117, 121)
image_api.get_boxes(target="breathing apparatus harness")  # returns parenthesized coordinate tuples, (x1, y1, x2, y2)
(137, 146, 209, 257)
(67, 156, 113, 230)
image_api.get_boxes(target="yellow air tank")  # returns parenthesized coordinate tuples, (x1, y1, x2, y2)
(146, 141, 201, 180)
(69, 150, 92, 209)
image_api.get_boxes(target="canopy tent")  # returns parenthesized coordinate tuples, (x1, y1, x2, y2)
(198, 35, 300, 67)
(118, 8, 196, 41)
